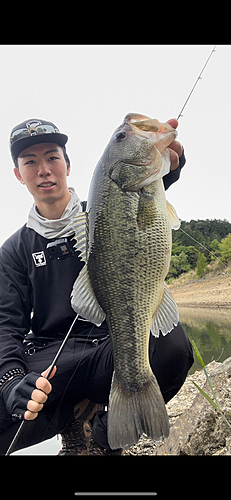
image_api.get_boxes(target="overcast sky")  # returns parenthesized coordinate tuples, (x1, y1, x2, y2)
(0, 44, 230, 246)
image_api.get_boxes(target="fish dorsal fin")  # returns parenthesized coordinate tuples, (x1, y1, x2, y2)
(150, 283, 179, 337)
(71, 212, 88, 262)
(71, 264, 106, 326)
(166, 201, 181, 230)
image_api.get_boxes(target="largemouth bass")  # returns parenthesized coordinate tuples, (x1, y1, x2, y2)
(71, 113, 180, 449)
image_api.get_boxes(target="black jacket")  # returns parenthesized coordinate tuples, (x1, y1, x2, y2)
(0, 155, 185, 380)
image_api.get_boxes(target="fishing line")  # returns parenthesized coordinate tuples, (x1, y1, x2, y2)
(5, 315, 97, 455)
(178, 226, 228, 271)
(213, 347, 224, 363)
(177, 45, 216, 120)
(41, 321, 96, 442)
(179, 227, 215, 256)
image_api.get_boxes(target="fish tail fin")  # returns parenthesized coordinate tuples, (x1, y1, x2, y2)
(108, 372, 169, 450)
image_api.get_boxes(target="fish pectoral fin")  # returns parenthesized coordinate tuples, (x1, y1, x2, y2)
(151, 283, 179, 337)
(71, 264, 106, 326)
(71, 212, 88, 262)
(166, 200, 181, 230)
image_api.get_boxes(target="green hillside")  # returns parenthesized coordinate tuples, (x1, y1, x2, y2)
(167, 219, 231, 282)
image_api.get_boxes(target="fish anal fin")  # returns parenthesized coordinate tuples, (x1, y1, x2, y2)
(151, 283, 179, 337)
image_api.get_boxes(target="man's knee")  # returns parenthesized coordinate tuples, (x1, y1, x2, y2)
(149, 322, 194, 403)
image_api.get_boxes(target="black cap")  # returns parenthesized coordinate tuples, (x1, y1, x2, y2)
(10, 118, 68, 164)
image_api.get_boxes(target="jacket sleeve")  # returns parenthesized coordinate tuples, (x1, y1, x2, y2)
(163, 149, 186, 191)
(0, 240, 31, 380)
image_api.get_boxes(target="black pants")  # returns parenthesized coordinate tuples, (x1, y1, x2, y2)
(0, 322, 193, 454)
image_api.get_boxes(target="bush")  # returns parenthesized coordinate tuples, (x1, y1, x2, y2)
(168, 251, 191, 280)
(196, 252, 207, 278)
(220, 233, 231, 264)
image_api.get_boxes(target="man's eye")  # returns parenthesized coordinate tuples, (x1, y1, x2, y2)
(26, 160, 35, 165)
(48, 156, 59, 161)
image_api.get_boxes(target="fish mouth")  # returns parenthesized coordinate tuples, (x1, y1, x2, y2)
(110, 113, 178, 193)
(124, 113, 177, 153)
(111, 113, 177, 192)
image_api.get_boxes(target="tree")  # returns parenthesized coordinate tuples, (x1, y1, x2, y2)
(169, 220, 231, 281)
(209, 239, 221, 261)
(184, 246, 199, 268)
(196, 252, 207, 278)
(168, 252, 191, 280)
(210, 239, 220, 252)
(220, 233, 231, 264)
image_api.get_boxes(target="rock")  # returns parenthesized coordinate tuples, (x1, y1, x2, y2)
(123, 357, 231, 456)
(154, 356, 231, 456)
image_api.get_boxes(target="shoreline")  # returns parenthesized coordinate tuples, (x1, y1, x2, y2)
(174, 302, 231, 309)
(168, 270, 231, 309)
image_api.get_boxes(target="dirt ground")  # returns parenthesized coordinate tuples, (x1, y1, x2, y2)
(168, 270, 231, 308)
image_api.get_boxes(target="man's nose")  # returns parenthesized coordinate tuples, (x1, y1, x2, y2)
(38, 161, 52, 176)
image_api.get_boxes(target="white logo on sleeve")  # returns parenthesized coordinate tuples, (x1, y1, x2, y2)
(32, 251, 47, 267)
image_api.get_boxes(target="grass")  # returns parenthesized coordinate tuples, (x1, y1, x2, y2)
(191, 340, 231, 430)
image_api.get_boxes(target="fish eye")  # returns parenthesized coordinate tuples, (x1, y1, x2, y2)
(115, 131, 126, 141)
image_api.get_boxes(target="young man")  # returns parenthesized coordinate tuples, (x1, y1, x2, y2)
(0, 118, 194, 455)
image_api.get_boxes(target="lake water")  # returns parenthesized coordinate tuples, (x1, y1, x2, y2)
(179, 307, 231, 374)
(13, 306, 231, 454)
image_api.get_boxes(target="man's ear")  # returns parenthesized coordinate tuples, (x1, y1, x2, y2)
(67, 162, 71, 177)
(14, 167, 24, 184)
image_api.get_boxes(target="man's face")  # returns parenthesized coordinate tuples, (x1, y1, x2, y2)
(14, 142, 71, 207)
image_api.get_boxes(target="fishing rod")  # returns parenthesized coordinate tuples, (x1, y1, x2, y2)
(175, 45, 223, 260)
(177, 45, 216, 120)
(5, 313, 79, 456)
(175, 45, 218, 257)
